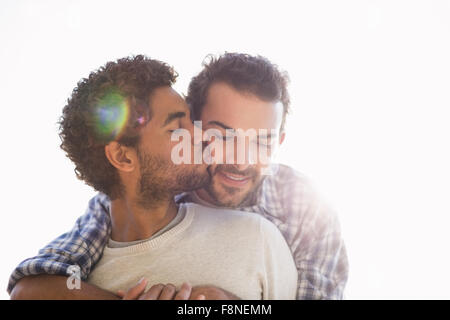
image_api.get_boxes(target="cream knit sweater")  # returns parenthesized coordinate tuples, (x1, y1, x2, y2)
(88, 203, 297, 300)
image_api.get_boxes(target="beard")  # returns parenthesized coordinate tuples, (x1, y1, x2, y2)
(204, 164, 265, 208)
(136, 150, 210, 209)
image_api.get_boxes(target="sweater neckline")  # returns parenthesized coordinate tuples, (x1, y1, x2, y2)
(102, 203, 195, 255)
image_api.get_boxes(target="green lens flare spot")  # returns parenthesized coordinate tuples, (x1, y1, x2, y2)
(93, 92, 130, 141)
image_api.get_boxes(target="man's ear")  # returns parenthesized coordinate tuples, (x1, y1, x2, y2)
(279, 131, 286, 146)
(104, 141, 136, 173)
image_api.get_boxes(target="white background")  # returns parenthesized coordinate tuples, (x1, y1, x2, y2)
(0, 0, 449, 299)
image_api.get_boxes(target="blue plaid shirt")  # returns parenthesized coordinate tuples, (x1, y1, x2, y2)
(7, 165, 348, 299)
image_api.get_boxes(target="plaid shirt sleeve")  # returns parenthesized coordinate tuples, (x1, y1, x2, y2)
(292, 210, 348, 300)
(7, 193, 112, 295)
(260, 166, 349, 300)
(288, 175, 348, 299)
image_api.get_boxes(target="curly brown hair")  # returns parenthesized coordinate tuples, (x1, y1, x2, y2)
(59, 55, 177, 199)
(186, 52, 290, 132)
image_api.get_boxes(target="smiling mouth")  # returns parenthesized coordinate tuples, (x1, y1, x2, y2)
(217, 171, 251, 187)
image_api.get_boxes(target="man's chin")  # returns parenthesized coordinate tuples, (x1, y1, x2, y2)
(211, 186, 252, 208)
(213, 198, 245, 208)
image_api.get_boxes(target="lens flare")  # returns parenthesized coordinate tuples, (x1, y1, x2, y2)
(93, 91, 129, 141)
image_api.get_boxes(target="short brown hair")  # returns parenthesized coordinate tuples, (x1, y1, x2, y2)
(186, 53, 290, 131)
(59, 55, 177, 199)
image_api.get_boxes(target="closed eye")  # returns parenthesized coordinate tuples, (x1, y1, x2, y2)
(169, 128, 183, 133)
(211, 131, 234, 141)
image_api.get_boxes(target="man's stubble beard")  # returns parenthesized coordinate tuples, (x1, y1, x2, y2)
(137, 151, 210, 209)
(204, 165, 266, 208)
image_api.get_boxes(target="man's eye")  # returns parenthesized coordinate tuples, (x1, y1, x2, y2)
(253, 139, 272, 147)
(258, 141, 271, 147)
(213, 133, 234, 141)
(222, 135, 235, 141)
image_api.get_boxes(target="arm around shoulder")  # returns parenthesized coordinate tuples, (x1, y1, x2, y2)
(10, 275, 119, 300)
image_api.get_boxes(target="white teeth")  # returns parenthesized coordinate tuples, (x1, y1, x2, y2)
(224, 174, 246, 181)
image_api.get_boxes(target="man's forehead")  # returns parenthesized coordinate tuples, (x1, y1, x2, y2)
(150, 87, 187, 117)
(150, 86, 182, 104)
(202, 96, 283, 132)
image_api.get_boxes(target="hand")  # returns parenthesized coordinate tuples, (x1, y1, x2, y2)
(190, 285, 240, 300)
(117, 279, 205, 300)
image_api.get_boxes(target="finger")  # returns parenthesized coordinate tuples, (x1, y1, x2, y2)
(174, 282, 192, 300)
(195, 294, 206, 300)
(122, 278, 148, 300)
(138, 283, 165, 300)
(117, 290, 125, 298)
(158, 283, 177, 300)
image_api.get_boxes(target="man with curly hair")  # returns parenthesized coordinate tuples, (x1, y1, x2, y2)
(9, 53, 348, 300)
(8, 54, 298, 300)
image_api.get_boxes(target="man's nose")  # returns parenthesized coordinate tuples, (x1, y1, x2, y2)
(233, 163, 250, 172)
(231, 137, 256, 168)
(189, 120, 204, 164)
(185, 120, 201, 144)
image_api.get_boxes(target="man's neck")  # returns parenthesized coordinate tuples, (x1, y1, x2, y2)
(190, 189, 221, 208)
(109, 196, 178, 242)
